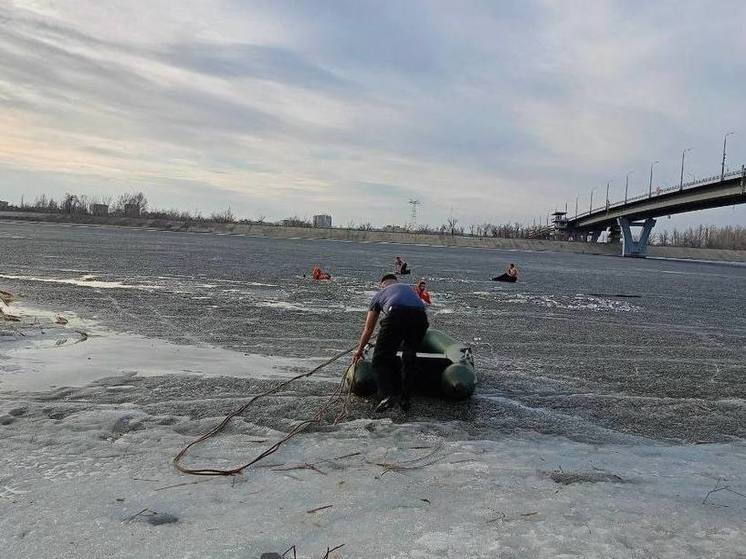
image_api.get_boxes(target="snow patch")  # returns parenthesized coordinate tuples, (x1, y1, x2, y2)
(0, 274, 162, 291)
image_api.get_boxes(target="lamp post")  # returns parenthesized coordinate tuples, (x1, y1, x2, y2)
(625, 171, 634, 204)
(721, 132, 735, 181)
(648, 160, 659, 198)
(680, 148, 691, 190)
(575, 196, 579, 219)
(605, 181, 611, 211)
(589, 187, 597, 213)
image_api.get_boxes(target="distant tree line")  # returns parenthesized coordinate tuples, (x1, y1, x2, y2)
(16, 191, 148, 216)
(7, 191, 745, 249)
(11, 191, 239, 224)
(653, 225, 746, 250)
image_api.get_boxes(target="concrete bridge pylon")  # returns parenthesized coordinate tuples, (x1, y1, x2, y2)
(618, 217, 656, 257)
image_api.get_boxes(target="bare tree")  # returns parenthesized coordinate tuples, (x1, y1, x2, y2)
(209, 207, 235, 223)
(115, 191, 148, 215)
(446, 216, 459, 236)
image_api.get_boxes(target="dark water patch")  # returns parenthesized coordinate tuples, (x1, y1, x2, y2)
(547, 469, 625, 485)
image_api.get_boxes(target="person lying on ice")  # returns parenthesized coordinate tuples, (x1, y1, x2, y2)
(311, 265, 331, 280)
(492, 263, 519, 282)
(352, 273, 429, 412)
(394, 256, 410, 275)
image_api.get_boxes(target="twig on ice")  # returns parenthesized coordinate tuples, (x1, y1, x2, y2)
(306, 504, 333, 514)
(272, 463, 328, 476)
(322, 544, 345, 558)
(373, 445, 446, 477)
(703, 478, 746, 505)
(153, 478, 215, 492)
(122, 508, 150, 523)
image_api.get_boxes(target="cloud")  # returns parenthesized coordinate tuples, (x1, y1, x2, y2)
(1, 0, 745, 229)
(160, 42, 347, 88)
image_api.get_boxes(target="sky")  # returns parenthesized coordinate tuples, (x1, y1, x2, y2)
(1, 0, 745, 229)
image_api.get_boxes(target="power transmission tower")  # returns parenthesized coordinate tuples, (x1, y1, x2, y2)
(408, 199, 421, 228)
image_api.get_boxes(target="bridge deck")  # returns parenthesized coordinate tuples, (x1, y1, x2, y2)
(567, 169, 746, 231)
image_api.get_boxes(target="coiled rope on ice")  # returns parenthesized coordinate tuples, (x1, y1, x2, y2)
(173, 343, 361, 476)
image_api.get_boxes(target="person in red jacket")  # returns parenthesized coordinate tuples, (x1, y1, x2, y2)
(414, 278, 431, 305)
(312, 265, 331, 280)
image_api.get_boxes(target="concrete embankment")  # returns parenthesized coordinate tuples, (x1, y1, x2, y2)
(646, 246, 746, 262)
(2, 210, 745, 262)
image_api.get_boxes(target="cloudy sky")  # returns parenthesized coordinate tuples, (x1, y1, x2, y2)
(1, 0, 745, 228)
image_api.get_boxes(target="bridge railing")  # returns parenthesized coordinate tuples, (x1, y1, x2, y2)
(570, 167, 744, 221)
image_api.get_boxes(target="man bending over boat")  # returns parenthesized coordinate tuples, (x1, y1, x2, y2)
(352, 274, 429, 412)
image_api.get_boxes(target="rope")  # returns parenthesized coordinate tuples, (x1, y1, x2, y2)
(173, 343, 361, 476)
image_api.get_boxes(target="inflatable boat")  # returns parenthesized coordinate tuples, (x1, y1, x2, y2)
(344, 329, 476, 400)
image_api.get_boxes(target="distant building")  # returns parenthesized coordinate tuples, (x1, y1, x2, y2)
(551, 211, 568, 240)
(124, 203, 141, 217)
(0, 200, 8, 210)
(313, 214, 332, 228)
(91, 204, 109, 216)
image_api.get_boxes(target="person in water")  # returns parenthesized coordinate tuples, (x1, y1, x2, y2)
(394, 256, 410, 275)
(492, 263, 518, 282)
(352, 273, 428, 412)
(311, 265, 331, 280)
(414, 278, 431, 305)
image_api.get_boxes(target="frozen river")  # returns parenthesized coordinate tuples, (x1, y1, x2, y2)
(2, 219, 746, 558)
(2, 220, 745, 442)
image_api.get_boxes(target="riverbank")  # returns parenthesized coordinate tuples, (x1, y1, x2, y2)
(4, 210, 746, 263)
(4, 211, 746, 262)
(0, 211, 618, 255)
(5, 210, 746, 263)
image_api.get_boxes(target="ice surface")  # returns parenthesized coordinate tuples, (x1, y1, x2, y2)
(1, 385, 745, 558)
(0, 273, 163, 291)
(2, 221, 746, 558)
(0, 311, 321, 393)
(2, 309, 745, 557)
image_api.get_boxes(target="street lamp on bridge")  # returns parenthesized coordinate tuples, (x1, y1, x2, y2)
(680, 147, 691, 190)
(625, 170, 634, 204)
(605, 181, 612, 211)
(589, 187, 598, 213)
(648, 160, 660, 198)
(721, 132, 735, 181)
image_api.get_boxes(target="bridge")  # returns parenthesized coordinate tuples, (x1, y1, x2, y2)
(533, 166, 746, 256)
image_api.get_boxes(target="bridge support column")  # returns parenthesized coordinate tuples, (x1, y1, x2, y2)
(608, 223, 621, 244)
(618, 217, 656, 257)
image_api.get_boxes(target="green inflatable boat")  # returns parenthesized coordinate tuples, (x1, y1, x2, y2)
(343, 328, 476, 400)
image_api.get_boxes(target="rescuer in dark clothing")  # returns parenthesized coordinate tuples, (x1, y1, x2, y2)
(352, 274, 429, 412)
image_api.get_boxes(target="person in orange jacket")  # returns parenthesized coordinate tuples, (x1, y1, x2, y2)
(414, 278, 431, 305)
(312, 265, 331, 280)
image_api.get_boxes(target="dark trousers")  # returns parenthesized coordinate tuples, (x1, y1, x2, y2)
(372, 308, 429, 399)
